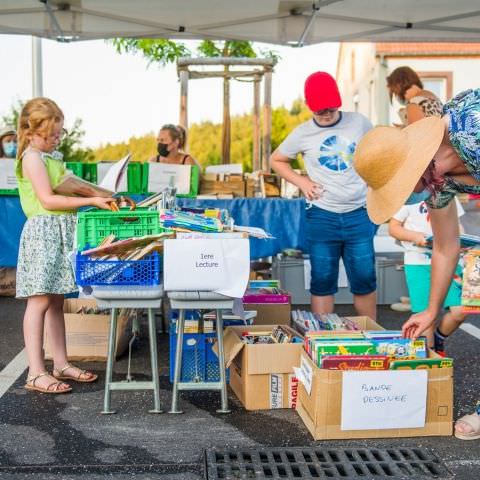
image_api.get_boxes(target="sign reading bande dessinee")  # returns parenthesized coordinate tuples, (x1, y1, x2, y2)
(341, 370, 428, 431)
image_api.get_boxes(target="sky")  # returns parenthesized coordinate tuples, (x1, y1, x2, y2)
(1, 35, 338, 148)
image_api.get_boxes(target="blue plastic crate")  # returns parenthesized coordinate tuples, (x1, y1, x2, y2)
(169, 323, 230, 383)
(75, 251, 161, 286)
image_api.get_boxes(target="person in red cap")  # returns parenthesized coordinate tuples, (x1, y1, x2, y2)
(271, 71, 377, 319)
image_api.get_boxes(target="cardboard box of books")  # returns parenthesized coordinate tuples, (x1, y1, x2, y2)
(296, 316, 453, 440)
(44, 299, 131, 362)
(221, 325, 302, 410)
(242, 280, 291, 325)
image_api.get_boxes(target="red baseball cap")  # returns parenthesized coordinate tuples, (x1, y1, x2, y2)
(304, 71, 342, 112)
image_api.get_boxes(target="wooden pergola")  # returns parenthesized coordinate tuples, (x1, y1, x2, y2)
(177, 57, 275, 171)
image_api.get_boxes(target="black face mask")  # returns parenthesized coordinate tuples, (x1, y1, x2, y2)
(157, 143, 169, 157)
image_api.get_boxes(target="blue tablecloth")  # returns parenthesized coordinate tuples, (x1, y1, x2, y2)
(0, 196, 307, 266)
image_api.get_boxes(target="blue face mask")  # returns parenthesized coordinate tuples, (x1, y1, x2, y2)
(404, 189, 431, 205)
(2, 141, 17, 158)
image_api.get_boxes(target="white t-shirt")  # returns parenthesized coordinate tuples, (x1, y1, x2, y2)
(278, 112, 372, 213)
(392, 198, 464, 265)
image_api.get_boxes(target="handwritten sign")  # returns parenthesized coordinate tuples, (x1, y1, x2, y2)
(163, 239, 250, 298)
(341, 370, 428, 430)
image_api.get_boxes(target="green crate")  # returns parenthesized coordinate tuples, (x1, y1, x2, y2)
(127, 162, 144, 194)
(76, 208, 164, 251)
(65, 162, 84, 178)
(83, 163, 97, 184)
(143, 163, 200, 197)
(0, 189, 18, 196)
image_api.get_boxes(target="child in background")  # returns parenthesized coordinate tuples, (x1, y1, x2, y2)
(389, 198, 466, 353)
(16, 98, 113, 394)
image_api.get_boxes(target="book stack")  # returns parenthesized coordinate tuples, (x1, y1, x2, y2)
(242, 280, 290, 304)
(160, 209, 223, 233)
(241, 325, 303, 345)
(291, 311, 359, 335)
(304, 330, 452, 371)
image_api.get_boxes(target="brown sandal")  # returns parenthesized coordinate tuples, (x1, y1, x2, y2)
(53, 363, 98, 383)
(24, 372, 72, 394)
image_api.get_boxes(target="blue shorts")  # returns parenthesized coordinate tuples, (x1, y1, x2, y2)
(306, 205, 377, 296)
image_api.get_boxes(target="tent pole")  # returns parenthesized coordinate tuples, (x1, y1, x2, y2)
(32, 36, 43, 97)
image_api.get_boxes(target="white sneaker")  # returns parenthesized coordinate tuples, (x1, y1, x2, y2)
(390, 302, 412, 312)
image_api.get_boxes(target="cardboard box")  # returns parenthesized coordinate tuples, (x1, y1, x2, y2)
(296, 316, 453, 439)
(222, 325, 302, 410)
(44, 299, 131, 362)
(243, 302, 291, 325)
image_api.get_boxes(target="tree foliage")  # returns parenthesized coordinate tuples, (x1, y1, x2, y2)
(93, 99, 310, 171)
(1, 101, 94, 162)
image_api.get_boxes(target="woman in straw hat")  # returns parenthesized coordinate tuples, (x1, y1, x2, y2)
(354, 88, 480, 440)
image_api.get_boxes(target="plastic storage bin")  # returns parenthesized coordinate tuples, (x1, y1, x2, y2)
(169, 322, 230, 383)
(75, 251, 161, 286)
(272, 255, 353, 305)
(272, 253, 408, 305)
(76, 208, 164, 251)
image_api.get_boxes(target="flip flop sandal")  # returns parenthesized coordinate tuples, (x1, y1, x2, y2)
(53, 363, 98, 383)
(454, 413, 480, 440)
(24, 372, 72, 394)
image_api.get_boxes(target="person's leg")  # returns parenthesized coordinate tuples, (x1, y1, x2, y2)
(306, 206, 341, 314)
(24, 294, 70, 391)
(46, 294, 96, 381)
(404, 264, 435, 346)
(342, 208, 377, 320)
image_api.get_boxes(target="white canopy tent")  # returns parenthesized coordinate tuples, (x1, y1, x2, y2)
(1, 1, 480, 46)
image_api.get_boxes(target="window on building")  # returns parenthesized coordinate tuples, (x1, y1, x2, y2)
(417, 72, 453, 103)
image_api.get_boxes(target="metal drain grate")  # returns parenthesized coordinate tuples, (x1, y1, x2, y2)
(205, 447, 452, 479)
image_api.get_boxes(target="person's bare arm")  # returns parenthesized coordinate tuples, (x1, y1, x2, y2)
(406, 103, 426, 124)
(402, 201, 460, 338)
(23, 152, 113, 211)
(270, 148, 323, 201)
(388, 218, 427, 246)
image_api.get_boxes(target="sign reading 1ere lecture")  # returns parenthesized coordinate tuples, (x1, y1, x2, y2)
(196, 253, 219, 268)
(341, 370, 428, 431)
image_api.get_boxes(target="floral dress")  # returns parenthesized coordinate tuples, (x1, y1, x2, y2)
(16, 149, 77, 298)
(427, 89, 480, 209)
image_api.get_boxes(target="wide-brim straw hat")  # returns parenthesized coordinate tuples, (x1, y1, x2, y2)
(0, 126, 16, 141)
(354, 116, 445, 224)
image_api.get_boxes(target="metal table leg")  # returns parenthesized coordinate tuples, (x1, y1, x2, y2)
(169, 309, 185, 414)
(102, 307, 118, 414)
(147, 308, 163, 413)
(216, 309, 231, 414)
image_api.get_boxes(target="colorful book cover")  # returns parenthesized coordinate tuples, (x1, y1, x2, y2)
(321, 355, 390, 370)
(314, 341, 376, 366)
(372, 337, 427, 358)
(390, 358, 453, 370)
(462, 250, 480, 308)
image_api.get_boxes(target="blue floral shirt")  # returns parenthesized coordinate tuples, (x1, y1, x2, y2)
(427, 89, 480, 209)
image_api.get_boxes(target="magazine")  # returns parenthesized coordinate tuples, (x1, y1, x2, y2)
(53, 154, 130, 197)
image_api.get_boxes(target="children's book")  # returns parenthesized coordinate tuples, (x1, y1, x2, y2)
(390, 358, 453, 370)
(53, 154, 130, 197)
(321, 355, 390, 370)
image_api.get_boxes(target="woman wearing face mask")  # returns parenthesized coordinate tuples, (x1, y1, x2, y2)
(354, 88, 480, 440)
(0, 127, 18, 159)
(387, 66, 443, 127)
(149, 124, 199, 168)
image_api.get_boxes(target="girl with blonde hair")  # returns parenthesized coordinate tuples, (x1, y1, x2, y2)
(16, 97, 113, 394)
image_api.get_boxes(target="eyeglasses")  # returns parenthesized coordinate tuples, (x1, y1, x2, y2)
(314, 108, 338, 116)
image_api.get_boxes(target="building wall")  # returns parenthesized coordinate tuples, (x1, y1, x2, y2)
(336, 43, 480, 126)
